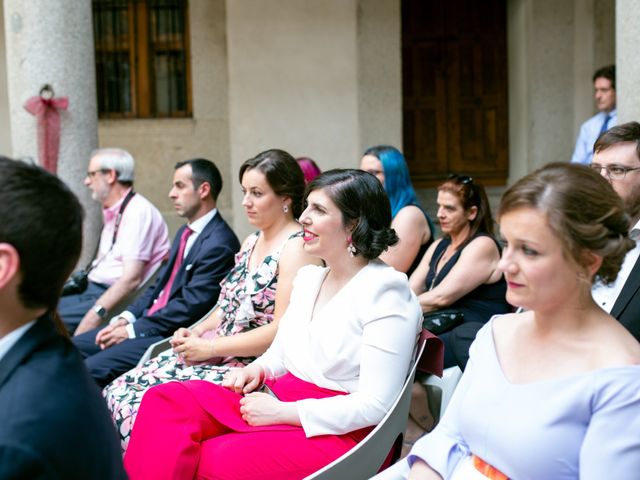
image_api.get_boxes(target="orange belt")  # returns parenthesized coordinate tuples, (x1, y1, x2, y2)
(472, 455, 509, 480)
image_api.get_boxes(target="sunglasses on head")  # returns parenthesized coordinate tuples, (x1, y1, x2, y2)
(447, 173, 473, 185)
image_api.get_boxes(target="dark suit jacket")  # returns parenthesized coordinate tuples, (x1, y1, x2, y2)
(128, 211, 240, 338)
(0, 316, 126, 479)
(611, 256, 640, 341)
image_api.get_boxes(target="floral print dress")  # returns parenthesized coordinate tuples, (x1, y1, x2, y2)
(103, 231, 300, 451)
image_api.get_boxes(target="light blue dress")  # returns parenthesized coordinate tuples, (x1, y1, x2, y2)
(407, 317, 640, 480)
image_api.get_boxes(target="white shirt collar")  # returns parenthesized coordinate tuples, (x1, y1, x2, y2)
(187, 208, 217, 235)
(0, 320, 37, 363)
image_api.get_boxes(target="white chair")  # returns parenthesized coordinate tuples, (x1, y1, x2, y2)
(305, 332, 441, 480)
(421, 366, 463, 421)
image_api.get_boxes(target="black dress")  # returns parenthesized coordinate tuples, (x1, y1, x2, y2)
(424, 233, 511, 368)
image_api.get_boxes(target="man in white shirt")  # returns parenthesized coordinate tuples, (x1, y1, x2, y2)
(0, 157, 125, 478)
(571, 65, 617, 165)
(590, 121, 640, 340)
(59, 148, 170, 335)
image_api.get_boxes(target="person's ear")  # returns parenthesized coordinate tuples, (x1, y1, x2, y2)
(104, 169, 118, 186)
(467, 206, 478, 222)
(0, 243, 20, 290)
(281, 196, 293, 213)
(581, 250, 603, 280)
(198, 181, 211, 200)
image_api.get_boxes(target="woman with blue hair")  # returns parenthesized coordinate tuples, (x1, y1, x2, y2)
(361, 145, 434, 274)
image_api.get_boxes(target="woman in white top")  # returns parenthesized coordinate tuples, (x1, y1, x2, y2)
(123, 169, 422, 480)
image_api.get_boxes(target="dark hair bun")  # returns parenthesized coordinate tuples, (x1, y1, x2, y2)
(306, 169, 399, 260)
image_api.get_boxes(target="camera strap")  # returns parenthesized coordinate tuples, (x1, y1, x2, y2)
(83, 190, 137, 274)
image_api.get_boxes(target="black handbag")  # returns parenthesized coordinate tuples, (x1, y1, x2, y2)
(422, 309, 464, 335)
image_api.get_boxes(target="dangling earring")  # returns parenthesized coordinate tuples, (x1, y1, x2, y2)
(282, 204, 289, 214)
(347, 236, 356, 257)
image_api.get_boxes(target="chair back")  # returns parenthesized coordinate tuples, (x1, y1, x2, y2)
(305, 335, 430, 479)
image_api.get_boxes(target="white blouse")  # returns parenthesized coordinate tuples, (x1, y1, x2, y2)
(254, 260, 422, 437)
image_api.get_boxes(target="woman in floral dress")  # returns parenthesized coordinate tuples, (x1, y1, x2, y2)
(103, 149, 321, 451)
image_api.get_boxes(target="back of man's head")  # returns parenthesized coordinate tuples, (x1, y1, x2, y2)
(91, 148, 135, 186)
(593, 64, 616, 89)
(0, 157, 83, 311)
(174, 158, 222, 201)
(594, 121, 640, 158)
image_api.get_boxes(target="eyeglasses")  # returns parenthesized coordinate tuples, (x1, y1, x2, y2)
(86, 169, 108, 179)
(448, 173, 474, 185)
(589, 163, 640, 180)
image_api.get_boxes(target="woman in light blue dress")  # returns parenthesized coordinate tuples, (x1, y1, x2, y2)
(401, 163, 640, 479)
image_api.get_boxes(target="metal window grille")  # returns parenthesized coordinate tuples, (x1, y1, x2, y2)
(93, 0, 191, 118)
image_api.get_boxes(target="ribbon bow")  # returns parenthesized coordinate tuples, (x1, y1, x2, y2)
(23, 85, 69, 174)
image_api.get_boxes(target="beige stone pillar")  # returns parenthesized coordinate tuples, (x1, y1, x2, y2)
(3, 0, 100, 264)
(0, 4, 11, 154)
(357, 0, 402, 152)
(616, 0, 640, 122)
(226, 0, 360, 238)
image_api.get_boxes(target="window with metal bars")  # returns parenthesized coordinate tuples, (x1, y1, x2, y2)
(93, 0, 192, 118)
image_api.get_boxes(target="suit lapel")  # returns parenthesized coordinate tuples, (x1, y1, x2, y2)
(168, 213, 221, 297)
(611, 256, 640, 318)
(0, 317, 53, 390)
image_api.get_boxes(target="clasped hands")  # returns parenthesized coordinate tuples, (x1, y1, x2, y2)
(170, 327, 217, 365)
(95, 318, 128, 350)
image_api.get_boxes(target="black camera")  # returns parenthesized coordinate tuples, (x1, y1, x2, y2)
(61, 270, 89, 296)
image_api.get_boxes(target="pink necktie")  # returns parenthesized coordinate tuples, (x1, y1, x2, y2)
(147, 226, 193, 316)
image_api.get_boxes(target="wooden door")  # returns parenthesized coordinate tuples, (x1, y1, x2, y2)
(402, 0, 508, 186)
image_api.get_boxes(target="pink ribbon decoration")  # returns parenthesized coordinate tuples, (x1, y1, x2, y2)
(23, 86, 69, 174)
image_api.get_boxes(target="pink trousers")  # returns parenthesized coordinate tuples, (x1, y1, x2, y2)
(124, 373, 372, 480)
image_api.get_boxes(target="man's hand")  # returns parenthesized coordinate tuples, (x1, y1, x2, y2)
(95, 318, 128, 350)
(74, 310, 103, 336)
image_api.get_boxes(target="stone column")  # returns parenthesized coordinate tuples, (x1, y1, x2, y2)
(226, 0, 360, 238)
(616, 0, 640, 122)
(3, 0, 100, 265)
(357, 0, 402, 152)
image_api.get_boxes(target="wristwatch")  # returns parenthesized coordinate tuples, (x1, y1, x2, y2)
(93, 304, 108, 320)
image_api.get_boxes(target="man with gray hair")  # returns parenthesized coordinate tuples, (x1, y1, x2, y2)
(59, 148, 170, 335)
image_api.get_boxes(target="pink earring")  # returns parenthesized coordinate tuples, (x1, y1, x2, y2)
(347, 236, 356, 257)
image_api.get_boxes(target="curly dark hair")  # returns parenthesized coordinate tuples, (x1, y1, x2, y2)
(305, 169, 398, 259)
